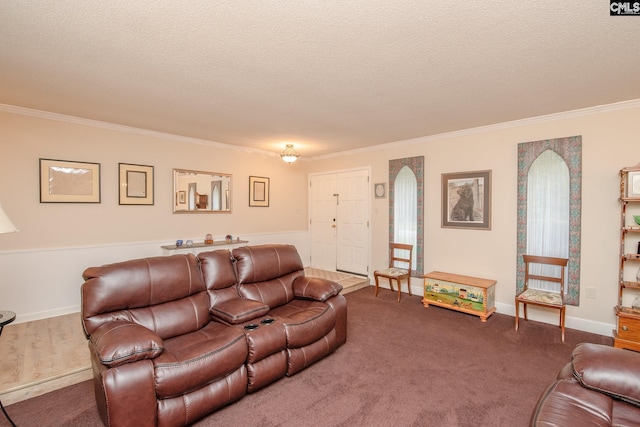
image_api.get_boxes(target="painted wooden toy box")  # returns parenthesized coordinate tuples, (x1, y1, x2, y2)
(423, 271, 496, 322)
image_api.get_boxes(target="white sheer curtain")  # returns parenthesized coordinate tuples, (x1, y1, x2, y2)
(394, 166, 417, 270)
(526, 150, 570, 292)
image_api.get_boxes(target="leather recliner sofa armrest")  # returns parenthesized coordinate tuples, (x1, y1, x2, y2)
(571, 343, 640, 407)
(293, 276, 343, 302)
(89, 320, 164, 368)
(210, 298, 270, 324)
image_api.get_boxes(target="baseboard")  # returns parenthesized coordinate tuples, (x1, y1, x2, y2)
(0, 367, 92, 406)
(376, 283, 616, 338)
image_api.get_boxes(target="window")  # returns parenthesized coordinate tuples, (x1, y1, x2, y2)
(526, 150, 570, 291)
(517, 136, 581, 304)
(389, 156, 424, 276)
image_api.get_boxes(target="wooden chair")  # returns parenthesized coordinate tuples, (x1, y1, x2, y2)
(515, 254, 569, 342)
(374, 243, 413, 302)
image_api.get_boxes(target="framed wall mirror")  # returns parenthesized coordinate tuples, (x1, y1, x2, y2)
(173, 169, 232, 213)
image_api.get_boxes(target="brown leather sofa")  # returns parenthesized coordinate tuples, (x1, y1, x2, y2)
(81, 244, 347, 427)
(530, 343, 640, 426)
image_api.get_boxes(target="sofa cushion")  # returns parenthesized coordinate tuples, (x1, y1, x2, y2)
(153, 322, 248, 399)
(82, 254, 208, 337)
(89, 320, 164, 367)
(269, 299, 336, 348)
(238, 272, 304, 309)
(233, 244, 304, 284)
(571, 342, 640, 407)
(198, 249, 237, 290)
(84, 292, 212, 341)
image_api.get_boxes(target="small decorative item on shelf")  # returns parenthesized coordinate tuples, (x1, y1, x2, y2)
(225, 235, 232, 243)
(185, 240, 193, 247)
(237, 236, 240, 242)
(637, 267, 640, 283)
(633, 295, 640, 311)
(176, 240, 183, 247)
(634, 215, 640, 226)
(205, 234, 213, 244)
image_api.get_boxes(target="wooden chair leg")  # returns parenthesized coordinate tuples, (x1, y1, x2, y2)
(523, 303, 528, 320)
(374, 274, 380, 297)
(388, 278, 395, 292)
(396, 278, 401, 302)
(560, 306, 566, 342)
(406, 278, 412, 296)
(514, 299, 519, 331)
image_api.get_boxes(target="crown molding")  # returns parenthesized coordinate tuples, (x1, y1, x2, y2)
(0, 103, 277, 157)
(2, 98, 639, 161)
(309, 98, 640, 161)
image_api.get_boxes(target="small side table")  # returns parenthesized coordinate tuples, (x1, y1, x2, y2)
(0, 310, 17, 427)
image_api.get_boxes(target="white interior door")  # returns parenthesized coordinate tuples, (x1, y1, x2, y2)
(336, 170, 369, 275)
(310, 174, 337, 271)
(310, 169, 369, 276)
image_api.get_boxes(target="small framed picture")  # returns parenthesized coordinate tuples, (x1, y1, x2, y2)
(39, 158, 101, 203)
(119, 163, 154, 205)
(374, 183, 386, 199)
(249, 176, 270, 207)
(627, 171, 640, 199)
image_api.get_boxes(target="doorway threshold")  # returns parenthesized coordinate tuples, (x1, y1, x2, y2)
(305, 267, 370, 295)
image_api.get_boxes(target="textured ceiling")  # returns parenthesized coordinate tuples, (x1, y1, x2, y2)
(1, 1, 639, 158)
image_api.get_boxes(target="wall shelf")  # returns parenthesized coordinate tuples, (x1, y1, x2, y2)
(161, 240, 248, 256)
(614, 165, 640, 352)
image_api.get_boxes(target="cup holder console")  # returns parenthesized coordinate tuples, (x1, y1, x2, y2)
(260, 318, 275, 325)
(244, 323, 259, 330)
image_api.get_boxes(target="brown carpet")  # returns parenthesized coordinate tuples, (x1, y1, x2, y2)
(1, 287, 612, 427)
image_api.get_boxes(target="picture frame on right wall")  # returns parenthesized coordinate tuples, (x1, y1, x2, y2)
(441, 170, 491, 230)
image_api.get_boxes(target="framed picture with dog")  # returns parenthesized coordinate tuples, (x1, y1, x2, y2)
(441, 170, 491, 230)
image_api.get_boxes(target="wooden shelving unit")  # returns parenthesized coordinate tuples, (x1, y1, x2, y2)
(614, 165, 640, 351)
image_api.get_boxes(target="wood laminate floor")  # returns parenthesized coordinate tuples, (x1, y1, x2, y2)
(0, 268, 370, 405)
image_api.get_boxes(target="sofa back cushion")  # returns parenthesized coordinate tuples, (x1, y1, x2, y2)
(199, 249, 243, 307)
(82, 254, 209, 339)
(198, 250, 237, 290)
(233, 244, 305, 308)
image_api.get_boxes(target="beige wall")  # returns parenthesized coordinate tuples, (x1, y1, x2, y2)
(0, 111, 308, 249)
(0, 109, 309, 321)
(308, 102, 640, 335)
(1, 101, 639, 336)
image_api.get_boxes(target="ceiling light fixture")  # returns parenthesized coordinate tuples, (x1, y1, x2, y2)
(280, 144, 300, 164)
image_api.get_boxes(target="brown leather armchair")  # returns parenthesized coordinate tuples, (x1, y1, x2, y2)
(530, 343, 640, 426)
